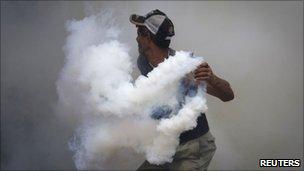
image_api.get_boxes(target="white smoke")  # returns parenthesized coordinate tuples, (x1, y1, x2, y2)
(56, 11, 207, 170)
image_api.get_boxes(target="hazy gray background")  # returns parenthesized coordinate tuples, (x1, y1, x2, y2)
(1, 1, 303, 170)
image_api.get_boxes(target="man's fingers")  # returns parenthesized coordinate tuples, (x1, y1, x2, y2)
(195, 70, 212, 76)
(194, 68, 210, 74)
(194, 62, 212, 81)
(195, 72, 210, 78)
(195, 75, 210, 79)
(198, 62, 209, 68)
(195, 76, 209, 81)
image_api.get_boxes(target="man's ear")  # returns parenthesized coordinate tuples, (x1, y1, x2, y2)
(147, 33, 153, 44)
(147, 32, 152, 40)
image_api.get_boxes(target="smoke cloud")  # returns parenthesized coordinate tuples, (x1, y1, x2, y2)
(2, 1, 302, 170)
(56, 11, 207, 169)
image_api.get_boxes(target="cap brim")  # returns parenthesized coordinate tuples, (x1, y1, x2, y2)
(129, 14, 145, 26)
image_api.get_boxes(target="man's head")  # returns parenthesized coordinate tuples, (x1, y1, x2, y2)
(130, 9, 175, 55)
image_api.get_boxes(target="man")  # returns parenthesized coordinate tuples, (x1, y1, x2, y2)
(130, 9, 234, 171)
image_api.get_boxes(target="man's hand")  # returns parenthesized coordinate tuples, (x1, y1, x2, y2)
(193, 62, 234, 102)
(193, 62, 214, 84)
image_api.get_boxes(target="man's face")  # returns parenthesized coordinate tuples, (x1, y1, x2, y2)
(136, 26, 151, 55)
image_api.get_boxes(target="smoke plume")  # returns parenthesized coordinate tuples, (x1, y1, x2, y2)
(56, 11, 207, 169)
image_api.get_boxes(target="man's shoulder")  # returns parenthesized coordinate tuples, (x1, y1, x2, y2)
(137, 47, 196, 76)
(169, 48, 195, 58)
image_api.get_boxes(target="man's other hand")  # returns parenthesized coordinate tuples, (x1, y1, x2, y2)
(194, 62, 214, 84)
(193, 62, 234, 102)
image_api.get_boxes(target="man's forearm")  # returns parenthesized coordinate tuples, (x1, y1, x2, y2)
(207, 74, 234, 102)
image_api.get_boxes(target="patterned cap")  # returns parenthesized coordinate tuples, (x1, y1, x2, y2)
(130, 9, 175, 41)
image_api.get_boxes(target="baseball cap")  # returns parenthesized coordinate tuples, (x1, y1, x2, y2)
(130, 9, 175, 41)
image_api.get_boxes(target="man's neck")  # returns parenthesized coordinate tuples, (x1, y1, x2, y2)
(145, 46, 169, 67)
